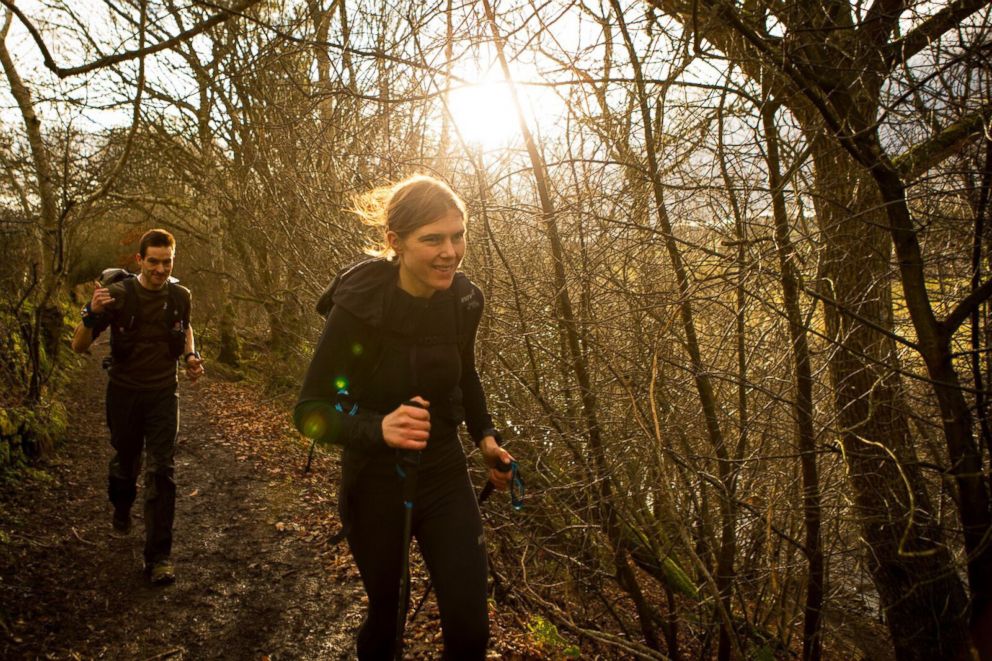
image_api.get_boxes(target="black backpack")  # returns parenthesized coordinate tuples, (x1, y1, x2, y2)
(316, 256, 477, 334)
(304, 258, 481, 473)
(97, 268, 189, 365)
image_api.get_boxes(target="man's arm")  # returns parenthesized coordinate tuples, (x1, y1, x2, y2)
(184, 324, 195, 356)
(72, 283, 115, 353)
(71, 322, 95, 353)
(183, 324, 205, 381)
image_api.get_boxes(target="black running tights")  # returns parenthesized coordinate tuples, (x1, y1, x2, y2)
(346, 458, 489, 660)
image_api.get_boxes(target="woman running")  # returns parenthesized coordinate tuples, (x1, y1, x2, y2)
(295, 175, 512, 660)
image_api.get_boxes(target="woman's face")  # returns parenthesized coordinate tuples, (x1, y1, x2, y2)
(389, 208, 466, 298)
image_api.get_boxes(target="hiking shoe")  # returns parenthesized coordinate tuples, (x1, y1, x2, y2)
(145, 560, 176, 586)
(111, 511, 131, 535)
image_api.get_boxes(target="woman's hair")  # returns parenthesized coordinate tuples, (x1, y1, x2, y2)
(353, 175, 467, 258)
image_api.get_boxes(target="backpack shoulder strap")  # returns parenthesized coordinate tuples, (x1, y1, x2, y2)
(120, 276, 140, 330)
(452, 273, 483, 352)
(117, 278, 190, 331)
(166, 283, 190, 326)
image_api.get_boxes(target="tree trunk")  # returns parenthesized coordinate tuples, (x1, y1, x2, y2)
(868, 154, 992, 659)
(1, 10, 62, 406)
(217, 301, 240, 366)
(809, 134, 969, 659)
(762, 102, 824, 661)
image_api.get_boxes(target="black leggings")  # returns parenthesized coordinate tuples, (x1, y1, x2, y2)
(346, 456, 489, 660)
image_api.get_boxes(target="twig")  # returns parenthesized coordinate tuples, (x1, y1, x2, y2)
(140, 648, 184, 661)
(0, 0, 261, 79)
(70, 527, 96, 546)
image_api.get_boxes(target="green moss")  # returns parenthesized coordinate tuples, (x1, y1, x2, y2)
(0, 409, 14, 436)
(527, 615, 580, 658)
(0, 400, 69, 472)
(22, 466, 54, 484)
(752, 645, 776, 661)
(35, 401, 67, 451)
(661, 556, 699, 599)
(0, 295, 78, 475)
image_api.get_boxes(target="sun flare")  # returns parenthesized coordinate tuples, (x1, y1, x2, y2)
(447, 79, 521, 147)
(444, 61, 564, 150)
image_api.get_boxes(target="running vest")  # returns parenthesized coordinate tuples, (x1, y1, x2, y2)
(109, 276, 188, 364)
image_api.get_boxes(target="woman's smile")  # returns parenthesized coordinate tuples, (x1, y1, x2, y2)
(391, 209, 466, 298)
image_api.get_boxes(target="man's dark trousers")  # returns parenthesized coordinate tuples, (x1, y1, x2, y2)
(105, 382, 178, 563)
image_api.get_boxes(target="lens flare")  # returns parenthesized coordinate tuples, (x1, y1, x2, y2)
(302, 411, 327, 439)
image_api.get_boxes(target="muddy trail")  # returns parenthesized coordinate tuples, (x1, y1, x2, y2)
(0, 344, 533, 660)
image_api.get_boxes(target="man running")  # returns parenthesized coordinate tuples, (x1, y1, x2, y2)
(72, 228, 204, 585)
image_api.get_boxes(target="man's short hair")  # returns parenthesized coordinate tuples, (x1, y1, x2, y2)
(139, 229, 176, 257)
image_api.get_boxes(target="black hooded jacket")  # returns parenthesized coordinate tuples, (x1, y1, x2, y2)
(295, 258, 497, 493)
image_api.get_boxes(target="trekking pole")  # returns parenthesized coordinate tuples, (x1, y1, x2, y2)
(477, 459, 525, 510)
(304, 439, 318, 473)
(394, 400, 425, 661)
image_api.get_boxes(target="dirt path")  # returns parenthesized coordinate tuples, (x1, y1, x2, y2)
(1, 344, 529, 660)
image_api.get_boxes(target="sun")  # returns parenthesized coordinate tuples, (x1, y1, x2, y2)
(447, 78, 522, 148)
(444, 60, 564, 150)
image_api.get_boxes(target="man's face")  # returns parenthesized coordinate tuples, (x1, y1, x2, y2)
(136, 245, 175, 290)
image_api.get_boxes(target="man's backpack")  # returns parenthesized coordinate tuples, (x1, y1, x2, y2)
(97, 268, 188, 365)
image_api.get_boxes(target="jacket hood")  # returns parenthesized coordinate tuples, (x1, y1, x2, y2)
(316, 257, 464, 329)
